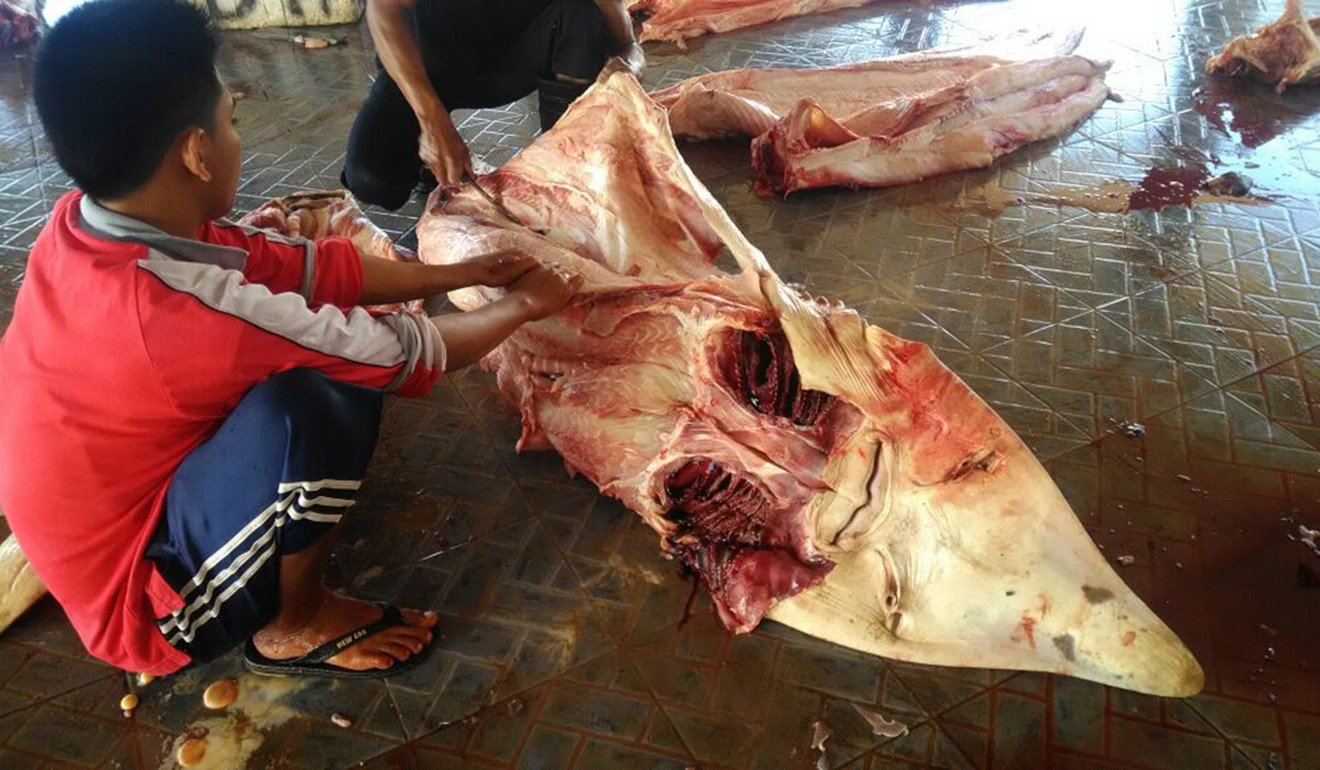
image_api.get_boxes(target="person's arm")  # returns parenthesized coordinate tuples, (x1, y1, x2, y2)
(595, 0, 645, 77)
(213, 223, 364, 309)
(358, 251, 537, 305)
(366, 0, 472, 185)
(431, 296, 536, 371)
(136, 259, 446, 404)
(431, 263, 584, 371)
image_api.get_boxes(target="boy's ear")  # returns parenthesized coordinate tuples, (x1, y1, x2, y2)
(180, 127, 213, 183)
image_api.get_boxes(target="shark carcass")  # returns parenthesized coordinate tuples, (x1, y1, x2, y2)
(1206, 0, 1320, 92)
(629, 0, 885, 46)
(416, 73, 1203, 696)
(651, 30, 1112, 194)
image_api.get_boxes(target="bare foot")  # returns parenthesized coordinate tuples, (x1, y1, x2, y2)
(252, 591, 437, 671)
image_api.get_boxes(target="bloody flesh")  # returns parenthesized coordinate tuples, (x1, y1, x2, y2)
(665, 458, 772, 544)
(652, 30, 1111, 194)
(719, 330, 832, 425)
(1206, 0, 1320, 92)
(629, 0, 885, 45)
(663, 455, 834, 629)
(414, 73, 1205, 697)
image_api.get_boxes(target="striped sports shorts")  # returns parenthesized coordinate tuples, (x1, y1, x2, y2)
(144, 369, 383, 663)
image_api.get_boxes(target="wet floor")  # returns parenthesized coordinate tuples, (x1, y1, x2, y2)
(0, 0, 1319, 767)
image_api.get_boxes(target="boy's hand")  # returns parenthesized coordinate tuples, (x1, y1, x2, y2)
(509, 263, 583, 321)
(463, 251, 538, 287)
(429, 262, 582, 371)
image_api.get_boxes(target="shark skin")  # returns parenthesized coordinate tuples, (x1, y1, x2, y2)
(413, 73, 1204, 697)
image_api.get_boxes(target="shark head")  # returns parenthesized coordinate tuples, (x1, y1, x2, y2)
(761, 281, 1203, 696)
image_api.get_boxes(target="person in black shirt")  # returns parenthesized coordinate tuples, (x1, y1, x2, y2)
(344, 0, 642, 211)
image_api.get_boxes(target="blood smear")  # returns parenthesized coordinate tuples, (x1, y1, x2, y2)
(1127, 167, 1212, 212)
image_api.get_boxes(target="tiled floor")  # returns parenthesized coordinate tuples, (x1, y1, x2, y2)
(0, 0, 1318, 767)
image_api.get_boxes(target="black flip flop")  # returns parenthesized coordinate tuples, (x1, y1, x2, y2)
(243, 604, 432, 679)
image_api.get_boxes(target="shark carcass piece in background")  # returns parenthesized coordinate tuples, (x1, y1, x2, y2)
(416, 72, 1203, 697)
(0, 0, 37, 51)
(238, 189, 423, 314)
(1206, 0, 1320, 92)
(650, 30, 1111, 194)
(628, 0, 885, 46)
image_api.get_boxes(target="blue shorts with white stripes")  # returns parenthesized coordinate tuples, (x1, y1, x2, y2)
(145, 369, 383, 663)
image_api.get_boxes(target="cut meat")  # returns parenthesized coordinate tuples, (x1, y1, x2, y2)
(413, 72, 1202, 696)
(629, 0, 884, 45)
(1206, 0, 1320, 92)
(238, 189, 414, 268)
(237, 189, 423, 314)
(651, 30, 1111, 194)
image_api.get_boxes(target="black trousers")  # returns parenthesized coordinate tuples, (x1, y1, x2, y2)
(343, 0, 612, 210)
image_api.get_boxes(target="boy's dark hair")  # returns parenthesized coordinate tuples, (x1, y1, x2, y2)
(34, 0, 223, 199)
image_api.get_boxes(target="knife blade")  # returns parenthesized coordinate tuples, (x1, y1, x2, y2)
(464, 172, 548, 235)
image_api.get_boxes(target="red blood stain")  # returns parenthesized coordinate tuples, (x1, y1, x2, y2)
(1019, 614, 1038, 649)
(1122, 630, 1137, 647)
(891, 340, 926, 364)
(1128, 166, 1212, 212)
(1193, 84, 1289, 149)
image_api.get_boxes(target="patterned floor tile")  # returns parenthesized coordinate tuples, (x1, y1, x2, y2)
(881, 246, 1094, 353)
(1, 0, 1319, 766)
(376, 520, 624, 739)
(1225, 347, 1320, 451)
(1042, 387, 1320, 724)
(983, 308, 1217, 436)
(997, 220, 1204, 310)
(410, 652, 699, 769)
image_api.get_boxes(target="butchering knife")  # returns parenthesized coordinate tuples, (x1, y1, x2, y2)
(463, 172, 548, 236)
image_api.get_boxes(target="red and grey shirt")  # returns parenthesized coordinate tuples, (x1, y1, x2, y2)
(0, 191, 444, 675)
